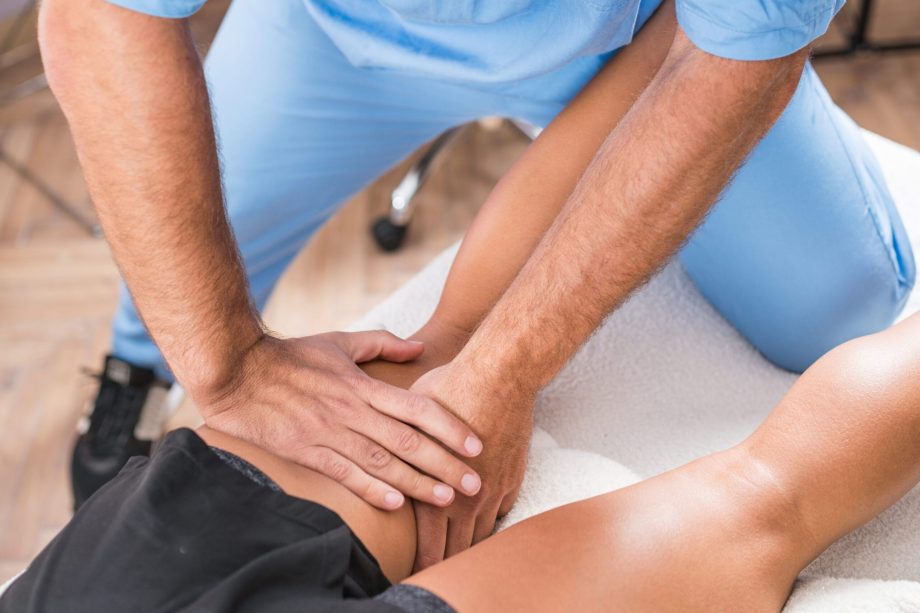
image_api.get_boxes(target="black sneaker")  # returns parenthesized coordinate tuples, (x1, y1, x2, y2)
(71, 355, 174, 509)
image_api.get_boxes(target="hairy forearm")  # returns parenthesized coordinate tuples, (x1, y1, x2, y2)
(428, 2, 677, 342)
(39, 0, 262, 392)
(453, 30, 807, 397)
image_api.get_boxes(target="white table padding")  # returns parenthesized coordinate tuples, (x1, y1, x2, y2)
(347, 131, 920, 610)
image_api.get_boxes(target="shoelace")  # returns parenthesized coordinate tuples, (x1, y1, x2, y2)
(83, 370, 146, 457)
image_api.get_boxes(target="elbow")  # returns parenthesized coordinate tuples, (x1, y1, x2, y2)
(748, 47, 809, 131)
(766, 45, 810, 99)
(773, 46, 810, 95)
(38, 0, 81, 98)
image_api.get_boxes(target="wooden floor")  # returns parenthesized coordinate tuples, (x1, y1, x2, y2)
(1, 1, 918, 584)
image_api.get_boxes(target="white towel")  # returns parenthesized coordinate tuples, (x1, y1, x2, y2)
(349, 132, 920, 610)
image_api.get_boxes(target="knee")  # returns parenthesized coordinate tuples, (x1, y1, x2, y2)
(756, 267, 910, 373)
(761, 272, 912, 372)
(683, 245, 913, 373)
(814, 312, 920, 400)
(587, 451, 804, 610)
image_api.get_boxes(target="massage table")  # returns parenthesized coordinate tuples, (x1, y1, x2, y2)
(3, 131, 920, 610)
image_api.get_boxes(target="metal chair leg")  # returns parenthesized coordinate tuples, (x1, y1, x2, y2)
(510, 119, 542, 141)
(369, 119, 540, 252)
(371, 126, 463, 251)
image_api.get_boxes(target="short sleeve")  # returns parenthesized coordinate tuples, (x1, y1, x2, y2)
(675, 0, 846, 60)
(105, 0, 207, 18)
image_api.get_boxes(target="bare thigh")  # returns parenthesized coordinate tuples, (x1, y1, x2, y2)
(407, 450, 800, 613)
(407, 314, 920, 612)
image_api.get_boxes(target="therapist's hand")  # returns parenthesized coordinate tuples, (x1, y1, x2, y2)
(409, 362, 534, 570)
(197, 331, 484, 510)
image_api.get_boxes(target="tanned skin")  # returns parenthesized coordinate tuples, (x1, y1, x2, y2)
(409, 10, 808, 567)
(38, 0, 485, 513)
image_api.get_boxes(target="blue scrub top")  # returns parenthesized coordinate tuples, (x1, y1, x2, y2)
(108, 0, 845, 81)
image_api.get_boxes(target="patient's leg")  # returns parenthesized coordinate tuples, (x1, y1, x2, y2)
(406, 313, 920, 612)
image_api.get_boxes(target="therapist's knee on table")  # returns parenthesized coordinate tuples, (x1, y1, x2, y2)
(681, 240, 915, 374)
(761, 281, 908, 374)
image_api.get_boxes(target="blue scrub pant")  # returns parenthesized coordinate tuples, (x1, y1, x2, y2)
(112, 0, 915, 377)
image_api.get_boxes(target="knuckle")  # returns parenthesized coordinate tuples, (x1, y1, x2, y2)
(404, 394, 430, 419)
(314, 331, 336, 346)
(322, 456, 351, 483)
(341, 373, 369, 393)
(417, 552, 442, 569)
(326, 394, 358, 418)
(309, 408, 332, 430)
(364, 378, 393, 404)
(410, 471, 426, 495)
(396, 427, 422, 454)
(309, 371, 338, 394)
(366, 444, 392, 469)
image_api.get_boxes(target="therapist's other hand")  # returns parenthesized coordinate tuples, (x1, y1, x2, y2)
(197, 331, 484, 510)
(409, 363, 533, 570)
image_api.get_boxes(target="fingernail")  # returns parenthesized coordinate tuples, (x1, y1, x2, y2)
(464, 435, 483, 456)
(433, 483, 454, 503)
(384, 491, 404, 509)
(408, 340, 424, 346)
(461, 473, 481, 495)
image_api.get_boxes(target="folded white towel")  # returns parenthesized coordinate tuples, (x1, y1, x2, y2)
(496, 428, 641, 531)
(786, 578, 920, 612)
(350, 132, 920, 609)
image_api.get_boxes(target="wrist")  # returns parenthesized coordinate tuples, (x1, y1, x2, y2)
(179, 317, 266, 409)
(451, 334, 543, 402)
(439, 352, 538, 432)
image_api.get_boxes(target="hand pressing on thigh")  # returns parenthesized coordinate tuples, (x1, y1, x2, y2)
(409, 362, 534, 570)
(200, 331, 484, 512)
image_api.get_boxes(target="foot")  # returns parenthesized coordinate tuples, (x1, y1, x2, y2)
(70, 355, 173, 509)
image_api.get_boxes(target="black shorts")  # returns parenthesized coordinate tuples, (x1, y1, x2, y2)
(0, 429, 454, 613)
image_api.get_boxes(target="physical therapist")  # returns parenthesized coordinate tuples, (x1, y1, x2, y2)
(40, 0, 914, 569)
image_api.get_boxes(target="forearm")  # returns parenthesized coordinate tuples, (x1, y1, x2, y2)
(41, 1, 486, 513)
(453, 31, 807, 397)
(427, 2, 677, 343)
(39, 0, 262, 394)
(369, 3, 676, 394)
